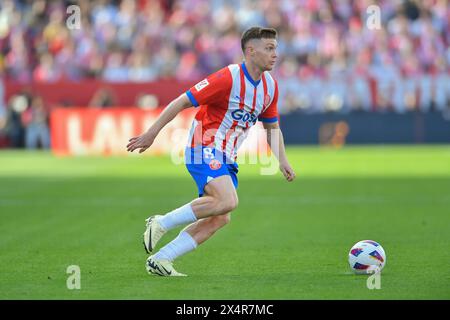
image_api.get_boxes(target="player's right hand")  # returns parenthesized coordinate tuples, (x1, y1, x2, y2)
(279, 161, 296, 182)
(126, 131, 156, 153)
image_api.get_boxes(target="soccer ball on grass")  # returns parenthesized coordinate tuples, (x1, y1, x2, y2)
(348, 240, 386, 274)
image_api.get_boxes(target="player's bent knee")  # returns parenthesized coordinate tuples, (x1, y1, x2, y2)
(219, 213, 231, 225)
(218, 196, 238, 213)
(210, 213, 231, 229)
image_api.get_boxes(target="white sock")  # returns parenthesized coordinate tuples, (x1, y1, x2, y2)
(157, 203, 197, 231)
(153, 231, 198, 262)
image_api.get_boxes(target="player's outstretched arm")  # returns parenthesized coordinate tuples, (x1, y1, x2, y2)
(263, 121, 296, 182)
(127, 93, 193, 153)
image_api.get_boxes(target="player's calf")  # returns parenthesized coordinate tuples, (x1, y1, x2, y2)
(184, 213, 231, 245)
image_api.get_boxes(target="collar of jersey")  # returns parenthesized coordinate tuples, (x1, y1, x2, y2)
(241, 62, 261, 87)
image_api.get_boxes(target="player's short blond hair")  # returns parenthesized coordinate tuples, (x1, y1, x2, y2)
(241, 27, 277, 53)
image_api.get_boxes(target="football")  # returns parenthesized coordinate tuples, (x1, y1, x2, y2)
(348, 240, 386, 274)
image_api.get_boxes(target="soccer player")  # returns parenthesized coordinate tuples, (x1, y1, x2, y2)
(127, 27, 296, 276)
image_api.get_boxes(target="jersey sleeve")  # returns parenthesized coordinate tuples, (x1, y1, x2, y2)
(186, 67, 232, 107)
(258, 80, 279, 123)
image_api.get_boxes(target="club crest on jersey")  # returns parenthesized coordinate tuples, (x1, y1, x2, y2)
(209, 159, 222, 170)
(195, 79, 209, 92)
(231, 109, 257, 125)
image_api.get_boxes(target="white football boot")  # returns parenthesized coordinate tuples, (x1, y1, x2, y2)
(143, 215, 167, 253)
(146, 255, 187, 277)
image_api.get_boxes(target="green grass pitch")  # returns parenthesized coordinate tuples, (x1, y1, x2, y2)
(0, 146, 449, 299)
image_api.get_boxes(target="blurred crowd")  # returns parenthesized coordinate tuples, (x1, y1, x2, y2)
(0, 0, 449, 148)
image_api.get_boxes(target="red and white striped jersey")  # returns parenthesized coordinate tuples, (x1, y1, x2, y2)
(186, 62, 279, 161)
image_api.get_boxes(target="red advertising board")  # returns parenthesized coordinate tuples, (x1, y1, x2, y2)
(50, 108, 266, 157)
(51, 108, 196, 156)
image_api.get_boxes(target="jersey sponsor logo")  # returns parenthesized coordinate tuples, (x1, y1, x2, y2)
(194, 79, 209, 91)
(209, 159, 222, 170)
(231, 109, 257, 125)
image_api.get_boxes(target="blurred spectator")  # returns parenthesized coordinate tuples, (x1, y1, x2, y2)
(21, 95, 50, 149)
(136, 93, 159, 110)
(102, 51, 128, 82)
(0, 78, 7, 146)
(88, 87, 117, 108)
(5, 92, 28, 148)
(33, 53, 62, 82)
(0, 0, 447, 113)
(128, 52, 157, 82)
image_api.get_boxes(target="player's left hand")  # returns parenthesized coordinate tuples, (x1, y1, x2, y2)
(280, 161, 296, 182)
